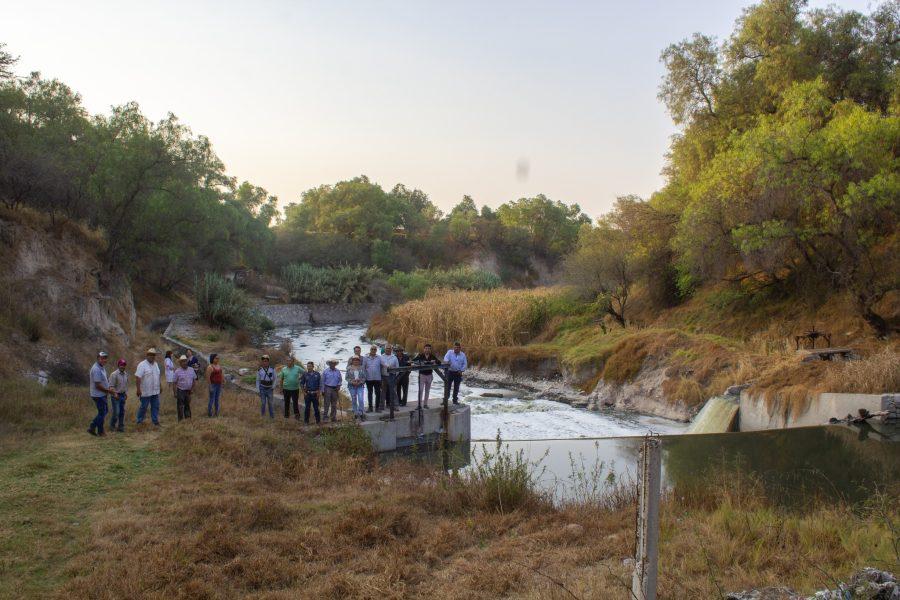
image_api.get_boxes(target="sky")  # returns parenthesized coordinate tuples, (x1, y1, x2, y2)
(3, 0, 875, 219)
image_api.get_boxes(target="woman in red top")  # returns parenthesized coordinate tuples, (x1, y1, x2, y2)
(206, 353, 224, 417)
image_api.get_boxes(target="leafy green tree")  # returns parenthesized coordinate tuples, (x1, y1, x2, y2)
(496, 194, 590, 261)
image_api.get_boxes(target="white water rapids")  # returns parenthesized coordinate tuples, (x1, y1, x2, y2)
(278, 323, 688, 441)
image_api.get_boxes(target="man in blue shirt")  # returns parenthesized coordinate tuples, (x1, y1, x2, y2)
(322, 359, 343, 422)
(443, 342, 467, 405)
(301, 361, 322, 425)
(88, 351, 114, 436)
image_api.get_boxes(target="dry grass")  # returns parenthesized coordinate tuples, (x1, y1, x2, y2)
(0, 381, 895, 599)
(372, 288, 554, 347)
(824, 346, 900, 394)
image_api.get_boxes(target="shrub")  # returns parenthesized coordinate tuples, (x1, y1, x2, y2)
(20, 313, 44, 342)
(321, 423, 374, 457)
(280, 264, 381, 304)
(194, 273, 269, 331)
(438, 433, 549, 513)
(387, 267, 501, 300)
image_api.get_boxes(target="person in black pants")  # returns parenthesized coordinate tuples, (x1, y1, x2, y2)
(362, 346, 381, 412)
(300, 361, 322, 425)
(443, 342, 467, 405)
(395, 347, 410, 406)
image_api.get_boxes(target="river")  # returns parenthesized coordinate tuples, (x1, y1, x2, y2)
(278, 323, 898, 504)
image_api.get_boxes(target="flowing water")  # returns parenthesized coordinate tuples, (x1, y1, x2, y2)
(278, 323, 898, 503)
(278, 323, 688, 441)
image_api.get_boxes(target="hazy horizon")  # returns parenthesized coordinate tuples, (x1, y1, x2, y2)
(4, 0, 873, 218)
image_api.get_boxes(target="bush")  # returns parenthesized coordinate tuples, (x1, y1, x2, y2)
(387, 267, 501, 300)
(321, 423, 374, 457)
(436, 434, 549, 513)
(280, 263, 381, 304)
(194, 273, 269, 332)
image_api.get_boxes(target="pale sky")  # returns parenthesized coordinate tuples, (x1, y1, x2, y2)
(3, 0, 875, 219)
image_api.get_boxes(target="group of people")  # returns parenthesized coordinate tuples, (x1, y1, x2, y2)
(257, 341, 468, 424)
(87, 341, 468, 435)
(87, 347, 225, 436)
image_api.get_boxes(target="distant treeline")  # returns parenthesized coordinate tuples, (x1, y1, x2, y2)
(0, 42, 589, 289)
(563, 0, 899, 336)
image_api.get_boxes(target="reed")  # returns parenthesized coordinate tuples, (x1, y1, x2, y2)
(373, 287, 555, 347)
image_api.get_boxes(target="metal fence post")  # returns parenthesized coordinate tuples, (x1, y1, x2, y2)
(632, 435, 661, 600)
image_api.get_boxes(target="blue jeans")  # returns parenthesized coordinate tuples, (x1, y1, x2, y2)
(348, 384, 365, 415)
(259, 387, 274, 418)
(109, 392, 126, 431)
(137, 394, 160, 425)
(90, 396, 108, 434)
(208, 383, 222, 416)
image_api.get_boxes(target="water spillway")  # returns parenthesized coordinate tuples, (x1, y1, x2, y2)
(688, 396, 739, 434)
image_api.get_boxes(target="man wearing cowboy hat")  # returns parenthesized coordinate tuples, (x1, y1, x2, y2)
(322, 359, 343, 422)
(172, 354, 197, 421)
(135, 348, 162, 427)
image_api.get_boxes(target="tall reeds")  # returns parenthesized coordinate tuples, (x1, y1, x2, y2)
(375, 288, 554, 347)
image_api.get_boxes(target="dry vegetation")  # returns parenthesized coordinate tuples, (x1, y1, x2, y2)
(1, 381, 896, 599)
(371, 286, 900, 410)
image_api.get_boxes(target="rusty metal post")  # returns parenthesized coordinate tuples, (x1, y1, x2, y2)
(632, 435, 661, 600)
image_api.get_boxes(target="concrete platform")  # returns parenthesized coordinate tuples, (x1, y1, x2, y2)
(356, 402, 471, 452)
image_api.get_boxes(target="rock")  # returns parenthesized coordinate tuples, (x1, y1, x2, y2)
(621, 557, 635, 570)
(238, 368, 249, 376)
(563, 523, 584, 539)
(725, 383, 750, 397)
(811, 568, 898, 600)
(725, 588, 800, 600)
(727, 569, 898, 600)
(480, 392, 504, 398)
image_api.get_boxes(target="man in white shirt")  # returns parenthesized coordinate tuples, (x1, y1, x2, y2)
(379, 345, 399, 412)
(443, 341, 467, 405)
(135, 348, 162, 426)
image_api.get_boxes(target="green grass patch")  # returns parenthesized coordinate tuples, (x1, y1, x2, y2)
(0, 434, 170, 598)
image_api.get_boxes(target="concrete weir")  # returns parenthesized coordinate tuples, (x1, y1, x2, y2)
(359, 403, 472, 452)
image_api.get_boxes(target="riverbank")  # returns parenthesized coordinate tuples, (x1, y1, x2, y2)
(2, 380, 896, 598)
(370, 287, 900, 425)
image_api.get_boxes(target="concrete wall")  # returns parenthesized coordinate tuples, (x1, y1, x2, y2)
(739, 391, 893, 431)
(258, 303, 380, 327)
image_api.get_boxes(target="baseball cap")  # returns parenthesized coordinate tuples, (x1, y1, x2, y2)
(117, 359, 127, 367)
(98, 351, 109, 358)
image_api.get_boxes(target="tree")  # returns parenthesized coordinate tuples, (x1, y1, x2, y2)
(564, 222, 639, 327)
(496, 194, 590, 262)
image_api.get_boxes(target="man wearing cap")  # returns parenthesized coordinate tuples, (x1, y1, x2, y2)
(88, 351, 114, 436)
(322, 359, 343, 422)
(108, 359, 129, 432)
(173, 355, 197, 421)
(135, 348, 162, 427)
(256, 355, 276, 418)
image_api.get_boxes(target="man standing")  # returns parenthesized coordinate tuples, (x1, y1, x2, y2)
(443, 342, 467, 405)
(173, 355, 197, 421)
(395, 347, 410, 407)
(108, 359, 128, 433)
(88, 351, 113, 436)
(135, 348, 162, 427)
(412, 343, 441, 409)
(346, 345, 363, 368)
(362, 346, 382, 413)
(257, 355, 275, 419)
(279, 356, 302, 420)
(380, 344, 399, 413)
(322, 359, 343, 422)
(300, 361, 322, 425)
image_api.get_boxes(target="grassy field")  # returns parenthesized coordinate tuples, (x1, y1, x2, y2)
(0, 379, 896, 599)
